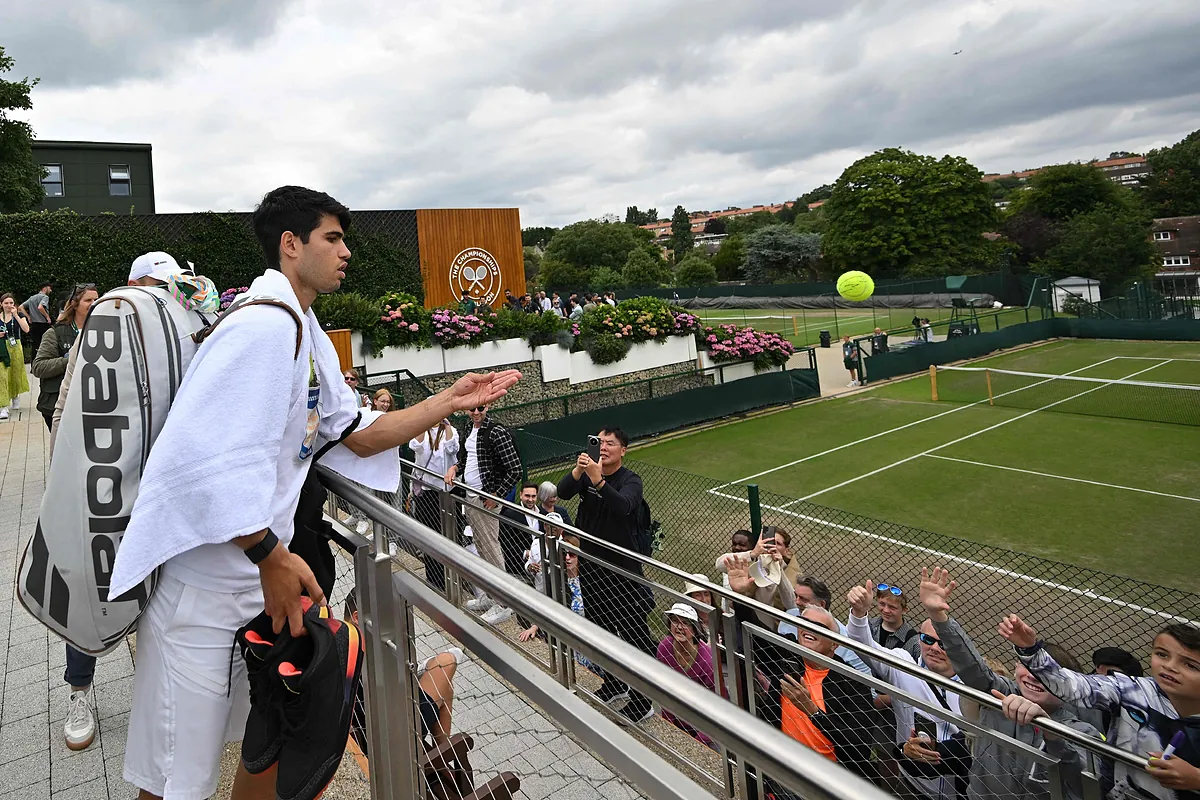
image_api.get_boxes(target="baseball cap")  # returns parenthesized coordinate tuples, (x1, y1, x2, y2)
(683, 573, 710, 597)
(1092, 647, 1144, 677)
(664, 602, 700, 631)
(543, 512, 563, 526)
(128, 251, 184, 283)
(751, 557, 783, 589)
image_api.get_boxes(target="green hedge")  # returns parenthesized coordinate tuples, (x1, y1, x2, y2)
(0, 209, 423, 303)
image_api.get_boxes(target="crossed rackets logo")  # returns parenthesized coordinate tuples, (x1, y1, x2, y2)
(449, 247, 503, 305)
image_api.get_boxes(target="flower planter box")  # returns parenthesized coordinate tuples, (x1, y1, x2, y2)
(698, 351, 782, 383)
(534, 344, 573, 383)
(565, 336, 696, 385)
(442, 337, 533, 373)
(364, 342, 445, 378)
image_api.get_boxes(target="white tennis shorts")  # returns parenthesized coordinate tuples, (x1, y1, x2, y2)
(124, 573, 264, 800)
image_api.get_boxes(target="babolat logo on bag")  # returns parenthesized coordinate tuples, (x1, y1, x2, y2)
(17, 287, 209, 653)
(16, 283, 301, 655)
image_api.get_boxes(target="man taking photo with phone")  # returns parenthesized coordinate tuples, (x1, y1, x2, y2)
(557, 427, 657, 726)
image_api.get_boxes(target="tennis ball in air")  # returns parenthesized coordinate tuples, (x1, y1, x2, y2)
(837, 270, 875, 302)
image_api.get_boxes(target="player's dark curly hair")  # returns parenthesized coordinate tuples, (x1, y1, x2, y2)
(252, 185, 351, 268)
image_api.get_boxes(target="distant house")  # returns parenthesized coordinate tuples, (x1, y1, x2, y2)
(982, 155, 1151, 188)
(640, 201, 796, 244)
(1052, 276, 1100, 311)
(32, 140, 156, 215)
(1152, 215, 1200, 294)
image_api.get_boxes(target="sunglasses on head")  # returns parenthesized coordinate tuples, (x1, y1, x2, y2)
(876, 583, 903, 596)
(919, 633, 942, 647)
(72, 282, 97, 297)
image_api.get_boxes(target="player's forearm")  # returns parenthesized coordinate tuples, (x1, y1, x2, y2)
(343, 392, 457, 458)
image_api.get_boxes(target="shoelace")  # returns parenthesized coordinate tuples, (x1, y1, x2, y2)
(66, 691, 92, 729)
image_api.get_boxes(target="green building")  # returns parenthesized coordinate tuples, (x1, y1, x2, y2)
(32, 140, 156, 215)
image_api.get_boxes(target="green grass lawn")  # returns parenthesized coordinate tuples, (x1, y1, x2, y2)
(695, 305, 1047, 348)
(631, 338, 1200, 591)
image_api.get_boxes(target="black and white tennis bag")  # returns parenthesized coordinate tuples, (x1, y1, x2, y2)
(16, 286, 300, 655)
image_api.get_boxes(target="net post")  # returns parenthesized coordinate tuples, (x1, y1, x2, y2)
(929, 365, 938, 401)
(986, 368, 994, 405)
(747, 484, 762, 539)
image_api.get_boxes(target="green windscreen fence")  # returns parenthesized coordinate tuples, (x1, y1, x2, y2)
(516, 367, 819, 467)
(864, 317, 1200, 383)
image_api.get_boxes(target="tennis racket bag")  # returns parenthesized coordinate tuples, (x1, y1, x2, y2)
(16, 285, 299, 655)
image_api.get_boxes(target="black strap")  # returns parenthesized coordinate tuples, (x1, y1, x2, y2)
(313, 412, 362, 464)
(927, 680, 952, 711)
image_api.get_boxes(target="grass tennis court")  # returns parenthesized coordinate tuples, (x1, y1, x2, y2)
(632, 338, 1200, 592)
(694, 305, 1046, 347)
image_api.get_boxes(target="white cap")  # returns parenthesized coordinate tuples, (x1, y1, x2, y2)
(664, 602, 700, 631)
(543, 512, 563, 525)
(128, 251, 183, 282)
(683, 573, 710, 597)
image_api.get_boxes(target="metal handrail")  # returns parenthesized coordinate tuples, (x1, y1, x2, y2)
(382, 453, 1150, 772)
(317, 465, 895, 800)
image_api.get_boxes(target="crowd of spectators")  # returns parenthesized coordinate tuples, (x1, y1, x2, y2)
(380, 417, 1200, 800)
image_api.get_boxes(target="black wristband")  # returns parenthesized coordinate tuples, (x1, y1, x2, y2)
(244, 529, 279, 564)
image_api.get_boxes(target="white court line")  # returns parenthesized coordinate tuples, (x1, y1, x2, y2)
(787, 359, 1173, 504)
(925, 454, 1200, 504)
(706, 487, 1195, 624)
(1110, 356, 1200, 364)
(715, 351, 1118, 491)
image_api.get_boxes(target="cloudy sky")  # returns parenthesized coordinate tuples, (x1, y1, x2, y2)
(5, 0, 1199, 225)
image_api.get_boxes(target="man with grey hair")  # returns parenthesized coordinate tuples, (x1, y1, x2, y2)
(774, 605, 876, 775)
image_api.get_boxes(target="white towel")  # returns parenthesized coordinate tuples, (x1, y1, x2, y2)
(110, 269, 399, 598)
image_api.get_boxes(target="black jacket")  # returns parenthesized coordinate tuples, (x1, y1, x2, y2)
(557, 465, 643, 575)
(454, 417, 521, 499)
(774, 655, 877, 777)
(32, 323, 77, 415)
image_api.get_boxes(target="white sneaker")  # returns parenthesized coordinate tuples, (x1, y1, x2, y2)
(481, 605, 513, 625)
(465, 596, 494, 614)
(10, 396, 18, 410)
(0, 408, 8, 421)
(64, 688, 95, 751)
(355, 518, 371, 535)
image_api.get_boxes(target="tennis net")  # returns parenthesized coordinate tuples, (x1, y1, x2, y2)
(929, 365, 1200, 427)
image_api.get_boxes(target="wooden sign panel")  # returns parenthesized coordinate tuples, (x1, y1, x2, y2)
(416, 208, 523, 309)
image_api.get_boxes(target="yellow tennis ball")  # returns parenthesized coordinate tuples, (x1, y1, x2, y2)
(837, 270, 875, 302)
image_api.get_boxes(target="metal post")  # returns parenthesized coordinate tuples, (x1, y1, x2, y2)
(720, 611, 750, 800)
(747, 484, 761, 539)
(357, 528, 421, 800)
(438, 488, 461, 608)
(986, 369, 994, 405)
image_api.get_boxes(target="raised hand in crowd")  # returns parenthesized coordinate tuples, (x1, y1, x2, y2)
(574, 452, 603, 485)
(727, 558, 755, 597)
(998, 614, 1039, 648)
(902, 728, 942, 765)
(847, 580, 875, 618)
(780, 673, 819, 717)
(989, 688, 1047, 726)
(917, 566, 956, 623)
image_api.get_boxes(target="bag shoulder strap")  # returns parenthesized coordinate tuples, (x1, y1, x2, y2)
(191, 297, 303, 360)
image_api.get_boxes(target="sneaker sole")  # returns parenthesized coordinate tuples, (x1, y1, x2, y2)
(65, 731, 95, 751)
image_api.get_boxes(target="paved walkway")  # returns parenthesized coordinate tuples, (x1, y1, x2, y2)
(1, 373, 643, 800)
(0, 384, 133, 799)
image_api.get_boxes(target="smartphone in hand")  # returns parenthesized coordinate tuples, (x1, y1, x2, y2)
(915, 716, 938, 742)
(587, 435, 601, 463)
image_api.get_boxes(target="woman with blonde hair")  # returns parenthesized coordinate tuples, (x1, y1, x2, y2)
(0, 293, 32, 421)
(409, 417, 459, 590)
(371, 388, 394, 412)
(33, 284, 98, 430)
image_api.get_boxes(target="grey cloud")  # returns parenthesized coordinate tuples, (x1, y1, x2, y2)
(508, 0, 853, 99)
(1, 0, 297, 86)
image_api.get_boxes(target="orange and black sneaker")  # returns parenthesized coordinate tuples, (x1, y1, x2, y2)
(274, 610, 364, 800)
(236, 597, 318, 774)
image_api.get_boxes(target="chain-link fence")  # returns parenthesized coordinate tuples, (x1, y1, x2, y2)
(517, 432, 1199, 671)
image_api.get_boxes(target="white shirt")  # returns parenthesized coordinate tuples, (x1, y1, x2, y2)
(847, 612, 963, 800)
(464, 427, 483, 490)
(409, 427, 459, 490)
(540, 297, 552, 312)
